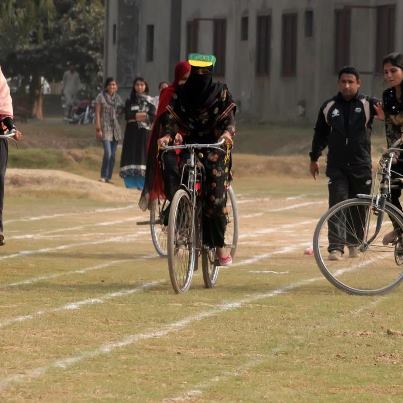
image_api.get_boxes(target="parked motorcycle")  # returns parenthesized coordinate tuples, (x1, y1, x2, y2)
(64, 98, 95, 125)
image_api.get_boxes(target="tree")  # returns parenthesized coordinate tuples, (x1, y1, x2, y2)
(0, 0, 104, 119)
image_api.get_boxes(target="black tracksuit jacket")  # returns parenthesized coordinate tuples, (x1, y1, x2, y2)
(310, 92, 377, 176)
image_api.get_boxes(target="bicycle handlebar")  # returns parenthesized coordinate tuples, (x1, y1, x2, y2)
(382, 138, 403, 157)
(160, 138, 226, 152)
(0, 129, 16, 140)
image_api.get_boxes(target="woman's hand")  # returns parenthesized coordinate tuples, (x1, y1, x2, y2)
(374, 102, 385, 121)
(135, 112, 147, 122)
(95, 127, 103, 140)
(14, 130, 23, 141)
(158, 135, 172, 148)
(219, 131, 233, 146)
(174, 133, 183, 145)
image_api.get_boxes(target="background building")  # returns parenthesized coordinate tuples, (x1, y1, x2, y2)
(104, 0, 402, 122)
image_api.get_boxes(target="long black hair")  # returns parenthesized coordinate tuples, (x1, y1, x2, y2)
(383, 52, 403, 102)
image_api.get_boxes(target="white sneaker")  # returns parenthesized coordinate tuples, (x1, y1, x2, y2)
(328, 250, 343, 261)
(348, 246, 360, 258)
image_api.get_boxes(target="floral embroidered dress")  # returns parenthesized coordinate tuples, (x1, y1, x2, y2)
(160, 83, 236, 248)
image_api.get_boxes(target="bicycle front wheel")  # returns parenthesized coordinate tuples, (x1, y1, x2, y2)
(150, 198, 168, 257)
(167, 189, 195, 293)
(313, 198, 403, 295)
(225, 186, 239, 258)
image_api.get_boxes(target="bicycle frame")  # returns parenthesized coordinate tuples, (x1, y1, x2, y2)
(161, 139, 226, 254)
(360, 139, 403, 249)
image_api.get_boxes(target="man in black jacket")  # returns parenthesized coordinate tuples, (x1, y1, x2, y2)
(309, 66, 379, 260)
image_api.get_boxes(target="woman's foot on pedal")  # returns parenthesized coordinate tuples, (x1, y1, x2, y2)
(218, 254, 232, 266)
(216, 247, 232, 266)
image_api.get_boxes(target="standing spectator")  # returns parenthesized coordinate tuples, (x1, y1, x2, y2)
(377, 53, 403, 244)
(95, 77, 123, 183)
(309, 66, 380, 260)
(120, 77, 155, 190)
(62, 63, 81, 119)
(152, 81, 169, 109)
(0, 66, 23, 246)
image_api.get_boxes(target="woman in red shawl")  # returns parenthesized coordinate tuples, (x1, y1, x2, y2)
(139, 61, 191, 210)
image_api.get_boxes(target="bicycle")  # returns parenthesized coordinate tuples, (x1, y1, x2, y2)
(313, 139, 403, 295)
(161, 139, 239, 293)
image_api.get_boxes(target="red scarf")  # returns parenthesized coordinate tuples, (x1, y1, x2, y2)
(140, 61, 191, 209)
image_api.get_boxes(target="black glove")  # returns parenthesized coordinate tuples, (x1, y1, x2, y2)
(3, 117, 15, 131)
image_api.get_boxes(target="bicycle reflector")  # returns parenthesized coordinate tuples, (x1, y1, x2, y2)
(188, 53, 216, 67)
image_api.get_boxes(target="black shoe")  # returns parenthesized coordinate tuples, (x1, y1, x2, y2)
(162, 205, 171, 226)
(0, 233, 4, 246)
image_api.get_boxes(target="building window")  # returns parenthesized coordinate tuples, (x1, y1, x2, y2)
(241, 16, 248, 41)
(256, 15, 271, 76)
(146, 24, 154, 62)
(186, 20, 199, 56)
(334, 8, 351, 72)
(305, 9, 313, 37)
(213, 19, 226, 76)
(281, 13, 298, 77)
(375, 5, 395, 73)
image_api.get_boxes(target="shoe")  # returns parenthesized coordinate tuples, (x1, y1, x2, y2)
(328, 250, 343, 261)
(106, 179, 114, 184)
(218, 254, 232, 266)
(348, 246, 360, 258)
(0, 233, 4, 246)
(99, 178, 106, 183)
(382, 229, 399, 245)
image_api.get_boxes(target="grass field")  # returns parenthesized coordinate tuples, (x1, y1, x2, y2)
(0, 119, 402, 401)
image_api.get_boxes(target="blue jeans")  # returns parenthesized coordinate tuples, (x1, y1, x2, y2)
(101, 140, 118, 180)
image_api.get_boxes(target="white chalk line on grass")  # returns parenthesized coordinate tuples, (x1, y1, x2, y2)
(0, 280, 163, 330)
(3, 259, 121, 288)
(0, 274, 322, 392)
(267, 201, 324, 212)
(4, 205, 136, 224)
(286, 194, 306, 201)
(239, 220, 315, 240)
(0, 245, 385, 392)
(249, 270, 289, 275)
(1, 254, 158, 289)
(8, 216, 144, 240)
(166, 293, 394, 402)
(164, 357, 265, 402)
(0, 231, 149, 262)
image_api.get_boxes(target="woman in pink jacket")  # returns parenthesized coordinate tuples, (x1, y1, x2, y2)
(0, 66, 23, 245)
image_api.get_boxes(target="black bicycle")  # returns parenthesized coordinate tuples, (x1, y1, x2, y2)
(161, 140, 239, 293)
(313, 139, 403, 295)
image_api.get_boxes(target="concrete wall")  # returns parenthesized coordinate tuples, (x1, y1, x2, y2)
(105, 0, 403, 122)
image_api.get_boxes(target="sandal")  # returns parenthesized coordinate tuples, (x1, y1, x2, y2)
(218, 254, 232, 266)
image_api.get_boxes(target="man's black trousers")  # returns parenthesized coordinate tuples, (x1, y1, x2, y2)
(327, 165, 372, 253)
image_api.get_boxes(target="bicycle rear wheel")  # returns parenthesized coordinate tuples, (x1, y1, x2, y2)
(150, 198, 168, 257)
(225, 186, 239, 258)
(167, 189, 195, 293)
(313, 198, 403, 295)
